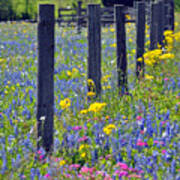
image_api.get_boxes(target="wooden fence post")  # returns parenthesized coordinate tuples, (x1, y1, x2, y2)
(136, 1, 145, 78)
(150, 3, 158, 50)
(115, 5, 128, 95)
(58, 9, 62, 27)
(169, 0, 175, 31)
(164, 0, 170, 31)
(157, 1, 165, 47)
(77, 1, 82, 33)
(87, 4, 101, 96)
(37, 4, 55, 152)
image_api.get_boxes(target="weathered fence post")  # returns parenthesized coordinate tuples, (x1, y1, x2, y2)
(136, 1, 145, 78)
(77, 1, 82, 33)
(157, 1, 165, 47)
(169, 0, 175, 31)
(115, 5, 128, 94)
(37, 4, 55, 152)
(150, 3, 158, 50)
(164, 0, 169, 30)
(87, 4, 101, 96)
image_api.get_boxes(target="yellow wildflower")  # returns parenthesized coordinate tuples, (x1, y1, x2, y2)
(59, 98, 71, 110)
(128, 38, 133, 43)
(101, 74, 111, 83)
(132, 49, 136, 54)
(0, 58, 6, 64)
(87, 91, 96, 97)
(145, 74, 154, 80)
(87, 79, 95, 87)
(174, 32, 180, 42)
(137, 57, 143, 62)
(125, 14, 131, 20)
(59, 160, 66, 166)
(88, 102, 107, 113)
(159, 53, 175, 60)
(67, 70, 72, 77)
(80, 109, 88, 114)
(103, 124, 116, 135)
(79, 144, 89, 151)
(111, 43, 116, 48)
(110, 28, 115, 32)
(72, 68, 79, 74)
(80, 152, 86, 158)
(164, 30, 173, 37)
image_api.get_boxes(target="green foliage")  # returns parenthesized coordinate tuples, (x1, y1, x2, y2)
(175, 0, 180, 11)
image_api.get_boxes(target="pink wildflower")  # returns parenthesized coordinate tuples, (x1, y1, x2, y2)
(137, 140, 147, 146)
(118, 171, 128, 177)
(136, 116, 142, 121)
(72, 126, 82, 131)
(164, 78, 169, 81)
(96, 171, 105, 176)
(154, 141, 164, 145)
(80, 166, 89, 173)
(161, 121, 166, 125)
(105, 154, 111, 160)
(77, 174, 83, 178)
(116, 162, 128, 170)
(64, 174, 71, 178)
(69, 164, 81, 169)
(104, 174, 113, 180)
(44, 173, 50, 178)
(128, 168, 138, 173)
(39, 155, 44, 160)
(161, 149, 167, 154)
(37, 150, 42, 154)
(138, 170, 144, 174)
(78, 136, 88, 142)
(127, 174, 142, 178)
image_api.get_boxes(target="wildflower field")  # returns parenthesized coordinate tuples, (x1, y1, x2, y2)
(0, 15, 180, 180)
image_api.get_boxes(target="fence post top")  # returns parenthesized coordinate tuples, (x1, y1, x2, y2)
(87, 4, 100, 7)
(38, 4, 54, 22)
(39, 4, 54, 8)
(78, 1, 82, 5)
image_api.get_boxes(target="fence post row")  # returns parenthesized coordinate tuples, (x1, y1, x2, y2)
(115, 5, 128, 94)
(87, 4, 101, 96)
(136, 1, 145, 78)
(37, 4, 55, 152)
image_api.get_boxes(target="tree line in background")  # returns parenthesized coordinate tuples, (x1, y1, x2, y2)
(0, 0, 179, 21)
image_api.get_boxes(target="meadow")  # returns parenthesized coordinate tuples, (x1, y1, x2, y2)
(0, 15, 180, 179)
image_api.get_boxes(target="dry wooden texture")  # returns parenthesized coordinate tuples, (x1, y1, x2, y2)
(87, 4, 101, 96)
(37, 4, 54, 153)
(115, 5, 128, 94)
(150, 3, 158, 50)
(136, 1, 145, 78)
(77, 1, 82, 33)
(169, 0, 175, 31)
(157, 1, 165, 47)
